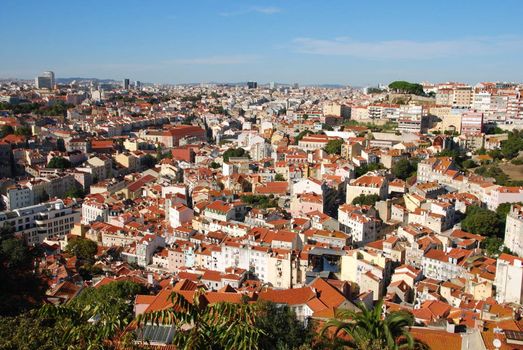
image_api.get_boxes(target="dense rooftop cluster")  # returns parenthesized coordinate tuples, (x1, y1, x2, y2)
(1, 77, 523, 349)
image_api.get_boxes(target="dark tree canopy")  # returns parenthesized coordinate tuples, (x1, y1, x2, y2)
(392, 159, 416, 180)
(324, 139, 344, 155)
(65, 237, 98, 262)
(352, 194, 381, 206)
(142, 154, 158, 169)
(223, 147, 248, 162)
(47, 156, 71, 169)
(255, 301, 314, 350)
(388, 81, 426, 96)
(461, 206, 502, 237)
(0, 125, 14, 138)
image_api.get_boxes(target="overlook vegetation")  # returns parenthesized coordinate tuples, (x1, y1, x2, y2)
(388, 81, 426, 96)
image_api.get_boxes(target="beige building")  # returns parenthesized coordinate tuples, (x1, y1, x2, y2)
(346, 175, 388, 204)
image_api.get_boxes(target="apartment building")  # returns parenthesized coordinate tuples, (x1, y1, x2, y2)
(346, 175, 388, 204)
(504, 204, 523, 257)
(0, 199, 80, 245)
(421, 248, 473, 281)
(495, 253, 523, 304)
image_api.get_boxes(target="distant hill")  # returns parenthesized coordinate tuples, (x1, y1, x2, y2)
(56, 77, 119, 84)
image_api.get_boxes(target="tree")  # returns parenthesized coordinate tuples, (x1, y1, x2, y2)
(255, 301, 314, 350)
(0, 281, 145, 350)
(461, 206, 501, 237)
(65, 187, 85, 199)
(14, 126, 32, 137)
(499, 131, 523, 160)
(352, 194, 381, 206)
(0, 228, 47, 316)
(137, 289, 263, 350)
(321, 299, 421, 350)
(0, 125, 14, 138)
(209, 161, 221, 169)
(142, 154, 158, 169)
(388, 81, 425, 96)
(355, 163, 384, 178)
(481, 236, 509, 257)
(223, 148, 247, 162)
(295, 130, 313, 144)
(392, 159, 416, 180)
(274, 173, 285, 181)
(47, 156, 71, 169)
(324, 139, 344, 155)
(462, 159, 477, 169)
(65, 237, 98, 262)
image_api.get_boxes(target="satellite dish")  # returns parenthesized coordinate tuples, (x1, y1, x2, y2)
(493, 338, 502, 349)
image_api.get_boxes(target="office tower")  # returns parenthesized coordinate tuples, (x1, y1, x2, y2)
(247, 81, 258, 89)
(35, 71, 55, 89)
(123, 78, 130, 90)
(269, 81, 276, 89)
(135, 81, 142, 89)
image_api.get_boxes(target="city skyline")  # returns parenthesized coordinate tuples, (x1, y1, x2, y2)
(1, 0, 523, 85)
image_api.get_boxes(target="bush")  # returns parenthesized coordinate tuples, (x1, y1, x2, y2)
(352, 194, 380, 206)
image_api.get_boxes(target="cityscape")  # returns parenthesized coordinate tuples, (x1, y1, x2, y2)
(2, 1, 523, 350)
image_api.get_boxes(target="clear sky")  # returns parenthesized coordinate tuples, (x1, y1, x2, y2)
(1, 0, 522, 86)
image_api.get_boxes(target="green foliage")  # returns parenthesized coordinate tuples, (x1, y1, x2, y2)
(295, 130, 314, 144)
(241, 194, 279, 209)
(255, 301, 314, 350)
(182, 114, 197, 125)
(474, 165, 510, 186)
(210, 105, 227, 115)
(65, 237, 98, 262)
(388, 81, 425, 96)
(0, 228, 46, 316)
(486, 126, 505, 135)
(274, 173, 285, 181)
(210, 161, 221, 169)
(47, 156, 71, 169)
(481, 236, 511, 257)
(321, 123, 334, 131)
(488, 149, 503, 160)
(181, 94, 202, 103)
(14, 126, 32, 137)
(352, 194, 381, 206)
(462, 159, 477, 169)
(391, 159, 416, 180)
(0, 281, 145, 350)
(37, 101, 72, 117)
(223, 147, 248, 162)
(324, 139, 344, 155)
(511, 158, 523, 165)
(500, 130, 523, 159)
(137, 289, 263, 350)
(72, 281, 145, 320)
(461, 206, 501, 237)
(65, 187, 85, 199)
(142, 154, 158, 169)
(321, 299, 420, 350)
(354, 163, 384, 178)
(0, 125, 14, 138)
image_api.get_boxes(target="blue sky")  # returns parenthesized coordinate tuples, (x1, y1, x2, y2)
(1, 0, 522, 85)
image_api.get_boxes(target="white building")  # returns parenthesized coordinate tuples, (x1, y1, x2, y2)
(338, 204, 379, 246)
(504, 204, 523, 257)
(168, 203, 194, 228)
(0, 200, 80, 245)
(2, 185, 34, 210)
(494, 253, 523, 304)
(421, 248, 472, 281)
